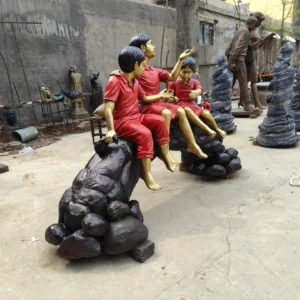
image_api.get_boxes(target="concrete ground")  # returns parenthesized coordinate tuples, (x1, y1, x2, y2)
(1, 112, 300, 300)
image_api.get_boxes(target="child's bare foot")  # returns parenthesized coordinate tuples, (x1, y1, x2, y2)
(217, 128, 227, 138)
(170, 153, 179, 166)
(207, 129, 217, 139)
(186, 144, 208, 159)
(142, 172, 162, 191)
(163, 152, 178, 172)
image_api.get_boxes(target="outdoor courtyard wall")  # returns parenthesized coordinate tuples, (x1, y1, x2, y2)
(0, 0, 176, 112)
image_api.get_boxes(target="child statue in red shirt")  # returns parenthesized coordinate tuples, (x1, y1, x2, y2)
(169, 57, 227, 138)
(104, 46, 177, 191)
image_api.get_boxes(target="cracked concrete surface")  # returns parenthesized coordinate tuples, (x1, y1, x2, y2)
(1, 113, 300, 300)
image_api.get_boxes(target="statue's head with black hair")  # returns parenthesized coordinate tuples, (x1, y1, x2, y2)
(181, 57, 197, 73)
(180, 57, 197, 84)
(118, 46, 146, 78)
(129, 34, 156, 59)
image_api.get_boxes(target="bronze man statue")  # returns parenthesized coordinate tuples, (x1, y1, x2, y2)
(227, 16, 258, 112)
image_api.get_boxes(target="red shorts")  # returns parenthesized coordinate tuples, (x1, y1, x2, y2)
(177, 101, 204, 116)
(114, 113, 170, 159)
(140, 101, 180, 120)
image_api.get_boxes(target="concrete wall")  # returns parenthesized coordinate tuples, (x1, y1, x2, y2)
(0, 0, 176, 118)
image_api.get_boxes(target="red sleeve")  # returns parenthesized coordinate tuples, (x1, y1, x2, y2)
(157, 68, 170, 82)
(193, 79, 202, 90)
(137, 82, 146, 100)
(104, 76, 120, 102)
(168, 81, 175, 91)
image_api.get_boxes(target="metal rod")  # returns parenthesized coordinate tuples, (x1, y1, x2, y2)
(160, 0, 169, 68)
(0, 21, 42, 24)
(0, 51, 14, 106)
(12, 81, 21, 106)
(11, 23, 33, 103)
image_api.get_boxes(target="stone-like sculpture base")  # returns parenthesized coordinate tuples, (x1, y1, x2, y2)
(170, 123, 242, 177)
(71, 100, 89, 120)
(45, 139, 155, 262)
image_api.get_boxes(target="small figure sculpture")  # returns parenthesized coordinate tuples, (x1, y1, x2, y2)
(89, 72, 103, 115)
(256, 43, 300, 147)
(168, 57, 226, 138)
(69, 65, 89, 118)
(41, 84, 52, 101)
(211, 56, 236, 133)
(105, 46, 177, 191)
(291, 65, 300, 131)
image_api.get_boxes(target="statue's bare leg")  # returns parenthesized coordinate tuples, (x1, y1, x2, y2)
(200, 110, 227, 138)
(157, 143, 177, 172)
(251, 82, 267, 109)
(176, 108, 208, 159)
(160, 109, 178, 165)
(184, 107, 217, 139)
(141, 158, 162, 191)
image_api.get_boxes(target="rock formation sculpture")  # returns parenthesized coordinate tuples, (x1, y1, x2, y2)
(256, 43, 300, 147)
(211, 56, 236, 133)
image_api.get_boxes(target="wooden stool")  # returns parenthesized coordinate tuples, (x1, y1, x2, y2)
(90, 116, 106, 145)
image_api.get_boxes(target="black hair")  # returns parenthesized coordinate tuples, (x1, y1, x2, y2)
(129, 34, 150, 49)
(118, 46, 145, 73)
(181, 57, 197, 72)
(246, 16, 258, 26)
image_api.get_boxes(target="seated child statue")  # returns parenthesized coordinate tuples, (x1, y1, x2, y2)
(104, 46, 177, 191)
(169, 57, 227, 138)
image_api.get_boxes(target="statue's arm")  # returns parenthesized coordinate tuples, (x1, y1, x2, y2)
(168, 48, 195, 81)
(104, 101, 116, 143)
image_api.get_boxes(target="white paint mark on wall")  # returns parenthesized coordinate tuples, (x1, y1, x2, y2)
(7, 14, 81, 40)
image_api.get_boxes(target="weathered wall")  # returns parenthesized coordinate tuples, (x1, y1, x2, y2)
(0, 0, 176, 114)
(196, 2, 247, 90)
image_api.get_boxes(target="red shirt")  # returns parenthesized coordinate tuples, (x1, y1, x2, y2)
(138, 65, 169, 103)
(104, 73, 145, 120)
(168, 78, 202, 102)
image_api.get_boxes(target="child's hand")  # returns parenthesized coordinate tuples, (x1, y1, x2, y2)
(179, 48, 195, 61)
(160, 90, 174, 100)
(105, 130, 116, 143)
(173, 96, 179, 103)
(189, 90, 198, 99)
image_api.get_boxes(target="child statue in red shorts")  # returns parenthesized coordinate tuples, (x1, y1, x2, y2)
(169, 57, 227, 138)
(104, 46, 177, 191)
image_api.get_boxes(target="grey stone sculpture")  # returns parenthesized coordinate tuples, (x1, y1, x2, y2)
(257, 43, 300, 147)
(291, 65, 300, 131)
(211, 56, 236, 133)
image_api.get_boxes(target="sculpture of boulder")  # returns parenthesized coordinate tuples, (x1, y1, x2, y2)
(64, 202, 91, 232)
(226, 158, 242, 173)
(58, 229, 101, 260)
(81, 213, 109, 237)
(225, 148, 238, 159)
(45, 223, 67, 246)
(104, 216, 148, 255)
(129, 200, 144, 223)
(205, 164, 227, 177)
(216, 153, 231, 165)
(107, 200, 130, 221)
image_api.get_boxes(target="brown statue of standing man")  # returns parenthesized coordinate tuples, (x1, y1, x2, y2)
(69, 65, 89, 119)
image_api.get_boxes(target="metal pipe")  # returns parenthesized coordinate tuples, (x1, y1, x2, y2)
(11, 126, 38, 143)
